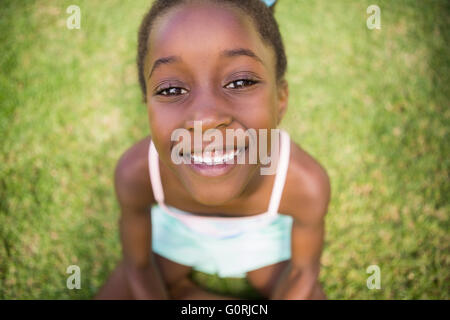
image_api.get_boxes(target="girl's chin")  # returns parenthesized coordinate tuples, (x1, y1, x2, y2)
(178, 165, 254, 206)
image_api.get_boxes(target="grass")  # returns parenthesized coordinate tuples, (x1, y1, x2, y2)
(0, 0, 448, 299)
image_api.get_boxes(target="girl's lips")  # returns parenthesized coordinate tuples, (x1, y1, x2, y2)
(189, 162, 236, 177)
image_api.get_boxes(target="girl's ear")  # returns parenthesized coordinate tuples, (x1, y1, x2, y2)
(276, 79, 289, 125)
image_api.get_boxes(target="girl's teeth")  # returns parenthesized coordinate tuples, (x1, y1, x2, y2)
(190, 148, 243, 165)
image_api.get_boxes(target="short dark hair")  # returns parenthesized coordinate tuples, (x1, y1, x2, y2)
(137, 0, 287, 102)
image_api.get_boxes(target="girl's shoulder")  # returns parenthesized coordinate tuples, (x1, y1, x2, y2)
(114, 135, 155, 209)
(279, 140, 331, 222)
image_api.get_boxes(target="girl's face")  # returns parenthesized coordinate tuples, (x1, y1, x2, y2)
(144, 2, 288, 206)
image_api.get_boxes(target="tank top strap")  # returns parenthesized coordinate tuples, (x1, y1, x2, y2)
(266, 129, 291, 216)
(148, 139, 165, 204)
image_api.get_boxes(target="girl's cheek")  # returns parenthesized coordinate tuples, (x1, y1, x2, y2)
(148, 110, 183, 144)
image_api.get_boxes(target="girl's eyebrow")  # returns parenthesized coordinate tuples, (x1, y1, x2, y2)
(148, 48, 264, 79)
(220, 48, 264, 66)
(148, 55, 181, 79)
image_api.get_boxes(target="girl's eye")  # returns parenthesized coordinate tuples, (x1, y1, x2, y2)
(225, 79, 258, 89)
(156, 87, 188, 96)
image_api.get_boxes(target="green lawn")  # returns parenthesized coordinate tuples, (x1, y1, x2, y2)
(0, 0, 448, 299)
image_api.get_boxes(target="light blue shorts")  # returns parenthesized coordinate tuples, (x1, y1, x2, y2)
(151, 205, 293, 278)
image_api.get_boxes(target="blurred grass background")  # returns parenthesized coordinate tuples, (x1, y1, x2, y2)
(0, 0, 448, 299)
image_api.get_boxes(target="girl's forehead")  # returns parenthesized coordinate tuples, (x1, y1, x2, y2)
(145, 3, 274, 73)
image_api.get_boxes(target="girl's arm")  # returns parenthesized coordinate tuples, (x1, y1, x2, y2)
(114, 143, 169, 300)
(271, 159, 331, 300)
(270, 217, 325, 299)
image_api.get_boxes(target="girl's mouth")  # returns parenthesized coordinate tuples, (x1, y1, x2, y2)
(181, 146, 248, 177)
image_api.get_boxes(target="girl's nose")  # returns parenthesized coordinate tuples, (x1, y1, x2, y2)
(184, 93, 232, 132)
(185, 114, 232, 132)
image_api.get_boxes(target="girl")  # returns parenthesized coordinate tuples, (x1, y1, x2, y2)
(96, 0, 330, 300)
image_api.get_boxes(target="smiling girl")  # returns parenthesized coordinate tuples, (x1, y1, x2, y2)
(95, 0, 330, 300)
